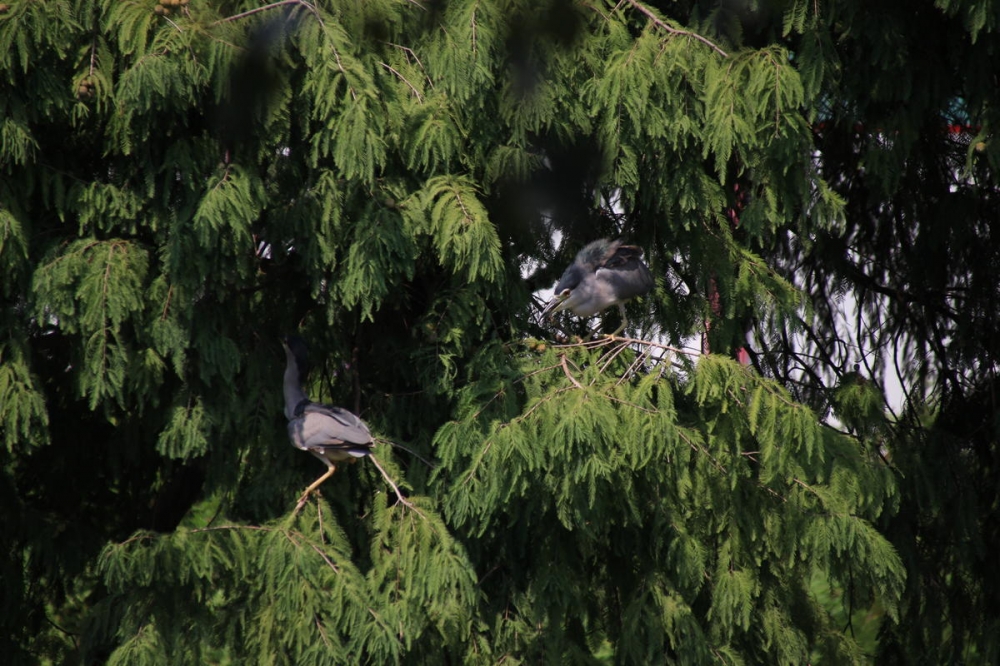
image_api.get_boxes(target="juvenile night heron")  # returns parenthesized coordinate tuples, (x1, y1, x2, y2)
(281, 335, 374, 509)
(541, 238, 654, 336)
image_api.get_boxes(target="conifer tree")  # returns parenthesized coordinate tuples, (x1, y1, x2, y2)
(0, 0, 990, 664)
(754, 0, 1000, 661)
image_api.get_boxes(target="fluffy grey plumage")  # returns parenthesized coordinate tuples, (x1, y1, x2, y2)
(542, 239, 654, 334)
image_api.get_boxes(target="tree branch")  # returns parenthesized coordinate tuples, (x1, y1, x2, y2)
(620, 0, 728, 58)
(368, 454, 425, 518)
(380, 62, 423, 101)
(560, 354, 584, 389)
(377, 437, 436, 469)
(215, 0, 314, 24)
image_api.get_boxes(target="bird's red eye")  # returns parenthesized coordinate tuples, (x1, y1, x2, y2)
(560, 289, 571, 297)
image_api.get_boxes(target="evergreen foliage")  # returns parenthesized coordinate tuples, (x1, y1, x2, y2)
(0, 0, 994, 663)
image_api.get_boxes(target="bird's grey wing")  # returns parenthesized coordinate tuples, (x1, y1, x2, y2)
(569, 238, 614, 272)
(595, 245, 654, 300)
(288, 403, 374, 458)
(554, 239, 625, 293)
(287, 415, 374, 457)
(600, 243, 643, 270)
(300, 403, 373, 442)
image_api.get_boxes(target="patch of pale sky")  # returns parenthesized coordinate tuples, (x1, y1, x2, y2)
(526, 238, 909, 420)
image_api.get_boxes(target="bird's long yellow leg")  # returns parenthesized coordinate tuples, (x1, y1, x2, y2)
(295, 462, 337, 511)
(607, 303, 628, 338)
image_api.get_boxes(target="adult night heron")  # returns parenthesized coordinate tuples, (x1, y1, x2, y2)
(281, 335, 374, 509)
(541, 238, 654, 336)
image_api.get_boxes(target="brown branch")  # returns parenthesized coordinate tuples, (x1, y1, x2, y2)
(580, 0, 613, 22)
(621, 0, 728, 58)
(215, 0, 312, 24)
(308, 542, 342, 573)
(598, 339, 635, 375)
(555, 334, 701, 358)
(388, 43, 434, 89)
(380, 62, 423, 101)
(470, 2, 478, 55)
(560, 354, 584, 389)
(368, 454, 425, 518)
(315, 615, 332, 650)
(160, 284, 174, 321)
(793, 477, 822, 499)
(677, 428, 728, 474)
(376, 437, 436, 469)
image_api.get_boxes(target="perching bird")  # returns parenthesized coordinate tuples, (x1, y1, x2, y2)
(281, 335, 374, 509)
(541, 238, 654, 336)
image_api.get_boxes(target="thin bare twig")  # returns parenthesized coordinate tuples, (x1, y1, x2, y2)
(368, 455, 425, 518)
(388, 43, 434, 89)
(214, 0, 311, 24)
(88, 32, 97, 77)
(619, 345, 654, 385)
(611, 334, 702, 356)
(553, 334, 699, 357)
(189, 524, 274, 534)
(560, 354, 584, 389)
(598, 339, 635, 375)
(315, 615, 332, 649)
(189, 523, 339, 572)
(377, 438, 436, 469)
(308, 542, 342, 573)
(620, 0, 729, 58)
(380, 62, 423, 101)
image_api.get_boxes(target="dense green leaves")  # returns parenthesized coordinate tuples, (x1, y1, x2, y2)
(32, 239, 149, 408)
(96, 489, 476, 664)
(0, 340, 50, 452)
(433, 341, 901, 661)
(3, 0, 994, 663)
(416, 175, 503, 283)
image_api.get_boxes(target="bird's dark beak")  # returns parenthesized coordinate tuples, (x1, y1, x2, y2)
(541, 293, 568, 319)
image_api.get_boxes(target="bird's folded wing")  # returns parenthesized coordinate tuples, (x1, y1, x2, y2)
(601, 243, 644, 269)
(292, 403, 374, 446)
(596, 262, 654, 301)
